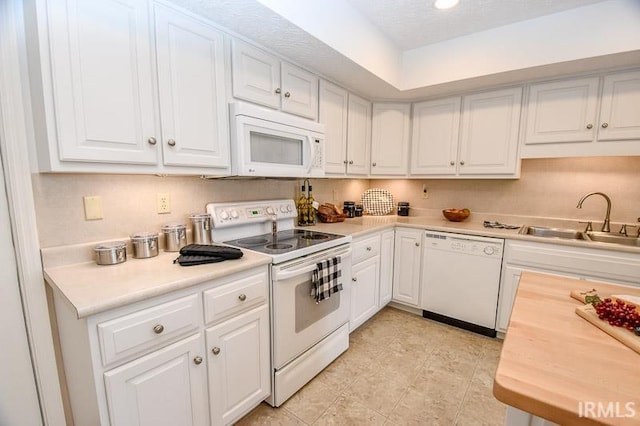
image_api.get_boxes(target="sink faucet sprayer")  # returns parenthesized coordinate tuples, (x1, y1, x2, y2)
(576, 192, 612, 233)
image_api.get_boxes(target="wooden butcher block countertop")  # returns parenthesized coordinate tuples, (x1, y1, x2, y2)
(493, 271, 640, 426)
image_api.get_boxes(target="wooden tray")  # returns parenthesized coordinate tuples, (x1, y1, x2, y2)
(571, 289, 640, 355)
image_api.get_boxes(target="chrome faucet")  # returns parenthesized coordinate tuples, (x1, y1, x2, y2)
(576, 192, 612, 233)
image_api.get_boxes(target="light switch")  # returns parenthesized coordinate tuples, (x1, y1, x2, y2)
(83, 196, 103, 220)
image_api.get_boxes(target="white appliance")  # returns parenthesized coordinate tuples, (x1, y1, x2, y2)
(421, 230, 504, 337)
(206, 200, 351, 406)
(229, 102, 325, 178)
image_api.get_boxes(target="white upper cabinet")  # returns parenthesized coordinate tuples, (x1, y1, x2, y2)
(370, 103, 411, 176)
(28, 0, 231, 173)
(459, 87, 522, 176)
(37, 0, 159, 166)
(410, 88, 521, 178)
(598, 70, 640, 141)
(524, 77, 599, 144)
(345, 94, 372, 176)
(319, 80, 349, 174)
(154, 3, 229, 168)
(411, 97, 461, 175)
(231, 40, 318, 120)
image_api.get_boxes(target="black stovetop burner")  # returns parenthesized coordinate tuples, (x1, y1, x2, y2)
(224, 229, 344, 254)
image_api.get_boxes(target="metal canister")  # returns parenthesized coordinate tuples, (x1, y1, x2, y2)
(94, 241, 127, 265)
(189, 213, 212, 245)
(161, 223, 187, 252)
(130, 232, 159, 258)
(354, 204, 363, 217)
(397, 202, 410, 216)
(343, 201, 356, 218)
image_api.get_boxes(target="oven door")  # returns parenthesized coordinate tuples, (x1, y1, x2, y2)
(271, 244, 351, 369)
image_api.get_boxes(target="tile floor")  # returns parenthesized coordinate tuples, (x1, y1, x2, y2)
(236, 306, 507, 425)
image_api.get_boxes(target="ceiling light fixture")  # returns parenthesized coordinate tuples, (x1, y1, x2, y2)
(434, 0, 459, 10)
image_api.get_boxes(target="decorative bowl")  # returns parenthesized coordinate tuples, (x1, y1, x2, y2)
(442, 208, 471, 222)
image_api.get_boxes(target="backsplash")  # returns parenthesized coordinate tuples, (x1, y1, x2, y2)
(32, 157, 639, 248)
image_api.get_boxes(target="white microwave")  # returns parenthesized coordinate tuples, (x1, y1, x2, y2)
(230, 102, 325, 178)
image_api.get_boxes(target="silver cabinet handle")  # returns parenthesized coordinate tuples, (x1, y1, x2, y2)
(148, 137, 157, 145)
(366, 246, 372, 251)
(352, 277, 357, 282)
(275, 88, 281, 94)
(238, 294, 247, 302)
(348, 160, 354, 165)
(460, 160, 465, 165)
(415, 242, 420, 247)
(193, 356, 203, 365)
(212, 347, 220, 355)
(450, 161, 455, 166)
(343, 160, 348, 164)
(284, 91, 291, 98)
(153, 324, 164, 334)
(601, 122, 609, 128)
(372, 162, 377, 167)
(586, 124, 593, 129)
(167, 139, 176, 147)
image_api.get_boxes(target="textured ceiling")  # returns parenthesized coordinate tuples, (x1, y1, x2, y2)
(345, 0, 607, 50)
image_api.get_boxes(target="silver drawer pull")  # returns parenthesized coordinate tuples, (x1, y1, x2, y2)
(366, 246, 372, 251)
(212, 347, 221, 355)
(148, 137, 157, 145)
(352, 277, 357, 282)
(167, 139, 176, 147)
(238, 294, 247, 302)
(153, 324, 164, 334)
(415, 242, 420, 247)
(193, 356, 203, 365)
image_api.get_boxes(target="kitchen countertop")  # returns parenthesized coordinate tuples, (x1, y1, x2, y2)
(493, 271, 640, 425)
(43, 214, 640, 319)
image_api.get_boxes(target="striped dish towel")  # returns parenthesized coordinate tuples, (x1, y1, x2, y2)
(311, 257, 343, 303)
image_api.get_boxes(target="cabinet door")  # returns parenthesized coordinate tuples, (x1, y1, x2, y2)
(379, 230, 395, 307)
(104, 334, 208, 426)
(46, 0, 158, 164)
(350, 257, 380, 332)
(459, 87, 522, 176)
(319, 80, 348, 174)
(496, 265, 523, 333)
(371, 103, 411, 175)
(524, 78, 599, 144)
(206, 305, 270, 425)
(231, 39, 280, 109)
(410, 97, 460, 175)
(154, 5, 229, 169)
(598, 70, 640, 141)
(392, 228, 422, 307)
(281, 62, 318, 120)
(346, 94, 372, 175)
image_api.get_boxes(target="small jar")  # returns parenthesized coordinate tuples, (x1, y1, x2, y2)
(94, 241, 127, 265)
(397, 202, 410, 217)
(354, 204, 363, 217)
(189, 213, 212, 245)
(161, 223, 187, 252)
(130, 232, 159, 259)
(343, 201, 356, 218)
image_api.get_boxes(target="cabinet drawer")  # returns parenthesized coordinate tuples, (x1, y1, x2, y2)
(97, 294, 199, 366)
(352, 234, 381, 264)
(204, 270, 268, 325)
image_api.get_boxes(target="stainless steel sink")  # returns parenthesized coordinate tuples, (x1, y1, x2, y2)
(584, 232, 640, 247)
(519, 226, 588, 240)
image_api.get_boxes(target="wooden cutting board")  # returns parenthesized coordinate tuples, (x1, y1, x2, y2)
(571, 289, 640, 355)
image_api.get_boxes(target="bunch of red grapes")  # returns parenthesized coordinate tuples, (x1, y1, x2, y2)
(594, 298, 640, 335)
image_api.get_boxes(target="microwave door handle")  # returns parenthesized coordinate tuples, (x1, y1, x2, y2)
(306, 136, 315, 173)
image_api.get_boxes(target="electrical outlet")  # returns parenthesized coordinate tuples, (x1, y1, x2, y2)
(157, 193, 171, 214)
(83, 196, 103, 220)
(422, 184, 429, 199)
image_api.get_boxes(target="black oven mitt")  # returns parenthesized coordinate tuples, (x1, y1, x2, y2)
(174, 254, 226, 266)
(179, 244, 244, 259)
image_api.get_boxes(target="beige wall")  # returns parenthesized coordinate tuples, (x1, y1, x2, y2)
(32, 157, 639, 248)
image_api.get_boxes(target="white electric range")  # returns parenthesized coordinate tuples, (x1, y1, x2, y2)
(206, 199, 352, 407)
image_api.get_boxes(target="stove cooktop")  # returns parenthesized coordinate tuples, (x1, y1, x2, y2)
(224, 229, 345, 255)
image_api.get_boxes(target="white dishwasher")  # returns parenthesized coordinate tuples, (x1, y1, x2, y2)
(421, 230, 504, 337)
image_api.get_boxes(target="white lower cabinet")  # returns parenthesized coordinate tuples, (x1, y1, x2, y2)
(53, 266, 270, 426)
(392, 228, 423, 307)
(497, 240, 640, 333)
(379, 229, 395, 306)
(104, 334, 209, 426)
(206, 305, 270, 425)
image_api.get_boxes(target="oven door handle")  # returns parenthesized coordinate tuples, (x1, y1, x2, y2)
(273, 248, 352, 281)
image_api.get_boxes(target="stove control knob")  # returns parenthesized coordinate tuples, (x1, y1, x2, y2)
(280, 205, 287, 213)
(483, 246, 495, 255)
(219, 210, 229, 220)
(286, 205, 293, 212)
(266, 207, 274, 215)
(230, 209, 239, 219)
